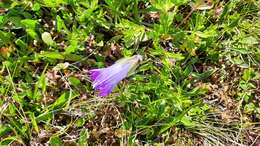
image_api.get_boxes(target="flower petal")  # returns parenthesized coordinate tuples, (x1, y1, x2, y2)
(93, 64, 131, 96)
(89, 69, 103, 81)
(96, 82, 114, 96)
(89, 55, 143, 96)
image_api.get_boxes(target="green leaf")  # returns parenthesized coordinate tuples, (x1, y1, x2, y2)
(151, 0, 175, 12)
(0, 124, 11, 137)
(8, 16, 23, 28)
(192, 69, 215, 80)
(68, 77, 81, 87)
(51, 92, 70, 110)
(32, 3, 41, 11)
(244, 103, 256, 114)
(241, 36, 258, 45)
(29, 112, 39, 133)
(193, 0, 213, 10)
(64, 54, 84, 61)
(0, 30, 12, 45)
(65, 32, 78, 53)
(41, 32, 55, 46)
(56, 15, 68, 32)
(0, 16, 4, 24)
(181, 115, 195, 127)
(242, 68, 255, 81)
(15, 39, 27, 49)
(21, 19, 38, 29)
(75, 118, 86, 128)
(39, 51, 64, 60)
(34, 64, 48, 100)
(12, 94, 24, 104)
(77, 128, 89, 146)
(171, 0, 188, 6)
(36, 112, 53, 122)
(0, 136, 23, 146)
(49, 136, 63, 146)
(26, 29, 38, 39)
(166, 52, 185, 61)
(8, 103, 17, 115)
(255, 52, 260, 62)
(43, 0, 66, 7)
(116, 19, 146, 48)
(53, 62, 70, 71)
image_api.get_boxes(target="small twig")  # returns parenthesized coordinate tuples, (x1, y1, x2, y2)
(250, 134, 260, 146)
(71, 47, 99, 66)
(177, 8, 195, 28)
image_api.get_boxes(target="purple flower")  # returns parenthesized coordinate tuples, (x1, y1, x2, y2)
(89, 55, 143, 96)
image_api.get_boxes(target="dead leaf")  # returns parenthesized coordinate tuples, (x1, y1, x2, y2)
(115, 129, 131, 138)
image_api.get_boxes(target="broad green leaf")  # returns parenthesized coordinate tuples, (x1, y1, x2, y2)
(0, 16, 4, 24)
(43, 0, 66, 7)
(8, 16, 23, 28)
(15, 39, 27, 49)
(49, 136, 63, 146)
(151, 0, 174, 12)
(56, 15, 68, 32)
(64, 54, 84, 61)
(166, 52, 185, 61)
(21, 19, 38, 29)
(39, 51, 64, 60)
(26, 29, 38, 39)
(68, 77, 81, 86)
(51, 92, 70, 110)
(241, 36, 258, 45)
(65, 32, 78, 53)
(171, 0, 188, 6)
(41, 32, 55, 46)
(116, 19, 147, 48)
(0, 30, 12, 44)
(75, 118, 86, 128)
(181, 115, 196, 127)
(32, 3, 41, 11)
(244, 103, 256, 114)
(12, 94, 24, 103)
(242, 68, 255, 81)
(36, 112, 53, 122)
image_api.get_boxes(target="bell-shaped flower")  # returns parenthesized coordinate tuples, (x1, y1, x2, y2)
(89, 55, 143, 96)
